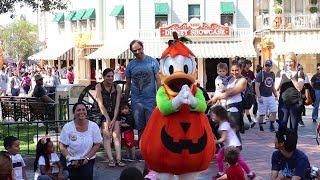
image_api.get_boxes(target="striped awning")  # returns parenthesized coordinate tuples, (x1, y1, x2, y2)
(273, 40, 320, 55)
(118, 41, 257, 59)
(85, 45, 128, 59)
(28, 45, 74, 61)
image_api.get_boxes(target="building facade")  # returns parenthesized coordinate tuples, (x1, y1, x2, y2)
(254, 0, 320, 75)
(31, 0, 256, 90)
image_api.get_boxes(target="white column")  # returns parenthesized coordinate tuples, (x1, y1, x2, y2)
(197, 58, 204, 87)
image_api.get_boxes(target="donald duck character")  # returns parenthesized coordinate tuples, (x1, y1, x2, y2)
(140, 32, 215, 180)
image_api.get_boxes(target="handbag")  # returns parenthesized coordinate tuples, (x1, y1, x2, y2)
(304, 88, 313, 105)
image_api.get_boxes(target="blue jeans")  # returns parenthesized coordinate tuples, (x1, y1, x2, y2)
(312, 89, 320, 120)
(68, 159, 95, 180)
(11, 88, 20, 96)
(278, 100, 303, 133)
(132, 102, 155, 131)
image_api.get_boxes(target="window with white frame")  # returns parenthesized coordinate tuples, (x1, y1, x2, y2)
(79, 20, 87, 31)
(188, 4, 200, 21)
(89, 19, 96, 31)
(116, 16, 124, 29)
(58, 22, 65, 34)
(259, 0, 270, 14)
(221, 14, 233, 26)
(284, 0, 291, 13)
(295, 0, 303, 13)
(71, 21, 77, 32)
(155, 16, 168, 28)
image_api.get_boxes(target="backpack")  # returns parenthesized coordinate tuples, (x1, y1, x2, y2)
(242, 79, 255, 109)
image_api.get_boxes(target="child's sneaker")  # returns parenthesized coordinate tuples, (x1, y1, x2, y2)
(247, 172, 256, 180)
(212, 172, 224, 180)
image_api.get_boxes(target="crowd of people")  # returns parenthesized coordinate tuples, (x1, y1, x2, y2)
(1, 39, 320, 180)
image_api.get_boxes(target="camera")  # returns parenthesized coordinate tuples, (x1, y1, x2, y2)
(310, 166, 319, 178)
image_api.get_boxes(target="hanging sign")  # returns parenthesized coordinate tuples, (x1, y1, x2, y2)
(159, 22, 231, 37)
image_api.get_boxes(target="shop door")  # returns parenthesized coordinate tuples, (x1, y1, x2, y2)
(205, 58, 229, 92)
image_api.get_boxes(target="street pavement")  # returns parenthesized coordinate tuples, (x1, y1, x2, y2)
(24, 114, 320, 180)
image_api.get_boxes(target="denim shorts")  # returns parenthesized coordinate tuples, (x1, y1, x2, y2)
(131, 102, 155, 131)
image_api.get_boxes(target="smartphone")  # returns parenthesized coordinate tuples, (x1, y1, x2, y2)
(283, 65, 288, 72)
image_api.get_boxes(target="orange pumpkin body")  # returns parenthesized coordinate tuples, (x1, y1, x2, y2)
(140, 105, 215, 175)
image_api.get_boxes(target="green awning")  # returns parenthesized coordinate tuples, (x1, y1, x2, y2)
(72, 9, 86, 21)
(65, 11, 76, 21)
(155, 3, 169, 15)
(110, 5, 124, 16)
(220, 2, 235, 14)
(53, 12, 64, 22)
(82, 8, 96, 19)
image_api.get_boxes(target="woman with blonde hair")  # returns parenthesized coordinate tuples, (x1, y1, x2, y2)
(276, 52, 305, 133)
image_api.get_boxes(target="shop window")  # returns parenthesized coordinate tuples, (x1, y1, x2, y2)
(259, 0, 269, 14)
(221, 14, 233, 26)
(117, 16, 124, 30)
(155, 16, 168, 28)
(283, 0, 291, 14)
(89, 19, 96, 31)
(71, 21, 77, 32)
(79, 20, 87, 31)
(188, 4, 200, 21)
(58, 22, 65, 34)
(295, 0, 303, 13)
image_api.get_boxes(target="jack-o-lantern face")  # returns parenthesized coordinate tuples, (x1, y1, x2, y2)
(140, 105, 215, 175)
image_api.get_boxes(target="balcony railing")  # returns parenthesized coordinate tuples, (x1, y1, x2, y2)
(256, 13, 320, 30)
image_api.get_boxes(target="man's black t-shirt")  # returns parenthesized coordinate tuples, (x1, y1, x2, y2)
(311, 73, 320, 90)
(32, 84, 46, 98)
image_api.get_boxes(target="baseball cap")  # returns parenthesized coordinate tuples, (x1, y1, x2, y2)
(265, 60, 273, 67)
(34, 74, 43, 81)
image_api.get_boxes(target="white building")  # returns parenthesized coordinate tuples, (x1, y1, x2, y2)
(30, 0, 257, 90)
(255, 0, 320, 75)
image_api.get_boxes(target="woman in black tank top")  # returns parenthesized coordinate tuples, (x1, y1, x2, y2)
(95, 68, 125, 167)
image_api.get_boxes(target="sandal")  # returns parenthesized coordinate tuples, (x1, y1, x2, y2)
(108, 159, 116, 167)
(116, 160, 126, 167)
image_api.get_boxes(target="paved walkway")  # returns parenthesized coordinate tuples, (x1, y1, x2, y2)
(24, 115, 320, 180)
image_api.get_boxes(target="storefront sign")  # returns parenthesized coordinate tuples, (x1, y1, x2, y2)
(159, 22, 231, 37)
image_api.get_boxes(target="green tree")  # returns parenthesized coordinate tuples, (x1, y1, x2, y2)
(0, 17, 39, 60)
(0, 0, 69, 14)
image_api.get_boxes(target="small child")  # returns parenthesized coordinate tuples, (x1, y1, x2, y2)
(34, 137, 68, 180)
(210, 106, 255, 180)
(119, 101, 136, 161)
(214, 63, 229, 107)
(4, 136, 28, 180)
(217, 146, 245, 180)
(0, 150, 13, 180)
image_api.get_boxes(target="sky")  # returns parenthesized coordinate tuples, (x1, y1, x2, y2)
(0, 5, 38, 26)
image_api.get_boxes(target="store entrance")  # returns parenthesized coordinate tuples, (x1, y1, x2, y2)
(205, 58, 229, 92)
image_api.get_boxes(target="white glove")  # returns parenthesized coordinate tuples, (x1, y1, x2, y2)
(172, 85, 190, 109)
(188, 93, 198, 108)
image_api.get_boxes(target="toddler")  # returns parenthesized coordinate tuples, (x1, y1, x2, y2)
(119, 101, 136, 161)
(217, 146, 245, 180)
(214, 63, 229, 107)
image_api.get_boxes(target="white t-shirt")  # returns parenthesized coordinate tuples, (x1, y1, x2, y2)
(34, 153, 60, 180)
(218, 121, 241, 147)
(59, 121, 102, 163)
(11, 154, 26, 180)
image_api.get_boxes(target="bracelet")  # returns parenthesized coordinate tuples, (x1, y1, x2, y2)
(85, 156, 90, 161)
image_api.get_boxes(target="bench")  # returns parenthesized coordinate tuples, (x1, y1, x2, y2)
(0, 96, 56, 122)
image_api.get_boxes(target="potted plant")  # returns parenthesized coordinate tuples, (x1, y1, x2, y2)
(310, 7, 318, 13)
(310, 0, 318, 5)
(274, 4, 283, 14)
(275, 0, 283, 5)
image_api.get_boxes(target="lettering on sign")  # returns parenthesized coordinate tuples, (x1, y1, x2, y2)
(160, 22, 232, 37)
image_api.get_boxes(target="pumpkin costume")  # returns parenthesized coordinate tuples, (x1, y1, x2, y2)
(140, 33, 216, 177)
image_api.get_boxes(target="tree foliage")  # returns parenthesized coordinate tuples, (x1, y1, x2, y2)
(0, 0, 69, 15)
(0, 17, 38, 60)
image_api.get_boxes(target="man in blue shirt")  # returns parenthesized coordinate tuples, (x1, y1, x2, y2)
(271, 129, 311, 180)
(125, 40, 161, 141)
